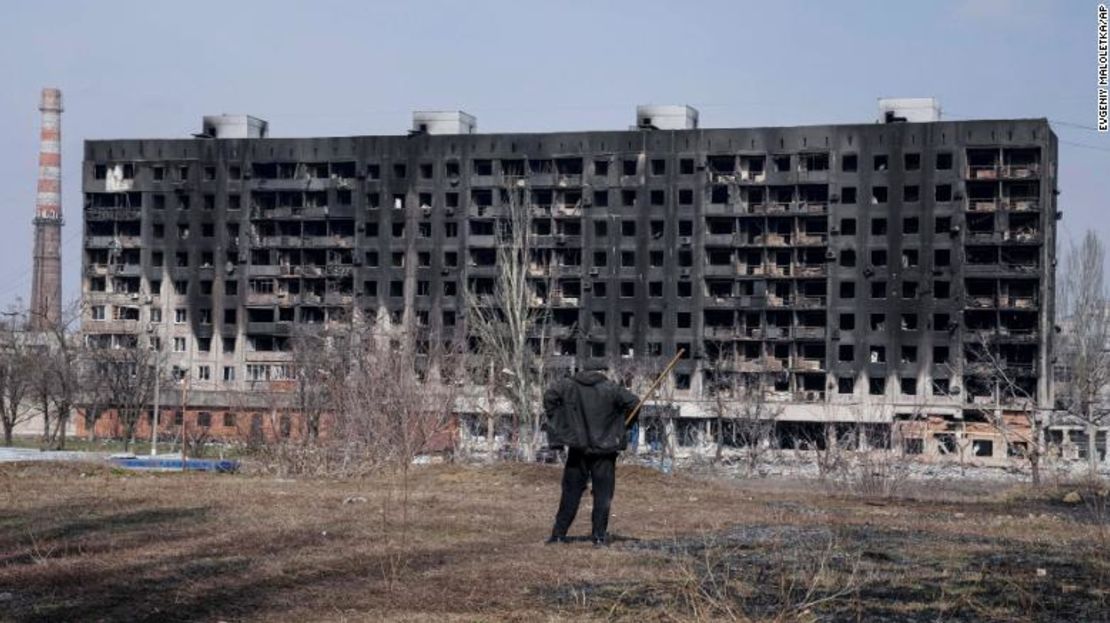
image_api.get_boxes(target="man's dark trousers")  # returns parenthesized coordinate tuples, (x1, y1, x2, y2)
(552, 448, 617, 540)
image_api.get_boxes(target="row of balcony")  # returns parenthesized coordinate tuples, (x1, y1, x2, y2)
(703, 232, 828, 247)
(704, 201, 829, 216)
(85, 235, 142, 249)
(704, 325, 828, 340)
(965, 198, 1040, 212)
(704, 295, 827, 309)
(256, 235, 354, 249)
(963, 229, 1043, 244)
(965, 296, 1039, 310)
(964, 164, 1040, 180)
(703, 263, 827, 278)
(243, 292, 355, 306)
(249, 205, 357, 219)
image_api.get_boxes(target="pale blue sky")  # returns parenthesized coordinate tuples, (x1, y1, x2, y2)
(0, 0, 1105, 308)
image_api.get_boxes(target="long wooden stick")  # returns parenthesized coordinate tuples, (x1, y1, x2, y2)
(625, 349, 685, 427)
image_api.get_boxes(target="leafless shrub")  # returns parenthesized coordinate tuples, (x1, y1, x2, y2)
(705, 356, 781, 475)
(597, 530, 869, 621)
(832, 450, 912, 499)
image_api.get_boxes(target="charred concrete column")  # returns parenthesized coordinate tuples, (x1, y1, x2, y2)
(30, 87, 63, 330)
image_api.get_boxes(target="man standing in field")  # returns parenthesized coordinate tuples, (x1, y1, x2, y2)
(542, 360, 640, 546)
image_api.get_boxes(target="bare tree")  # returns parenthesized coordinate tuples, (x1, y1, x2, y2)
(960, 332, 1045, 484)
(0, 312, 37, 446)
(612, 355, 682, 469)
(289, 324, 335, 443)
(36, 301, 85, 450)
(1056, 230, 1110, 476)
(86, 344, 163, 451)
(705, 357, 781, 475)
(328, 317, 461, 585)
(464, 180, 551, 461)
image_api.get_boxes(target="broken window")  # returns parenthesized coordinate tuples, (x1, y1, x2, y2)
(707, 155, 734, 174)
(842, 154, 858, 172)
(869, 345, 886, 363)
(801, 153, 829, 171)
(935, 184, 952, 202)
(869, 377, 886, 395)
(901, 345, 918, 364)
(934, 249, 950, 267)
(838, 377, 854, 394)
(871, 186, 888, 204)
(902, 249, 919, 267)
(870, 313, 888, 333)
(622, 159, 637, 176)
(904, 185, 920, 202)
(839, 344, 855, 362)
(896, 373, 914, 393)
(873, 155, 889, 171)
(972, 439, 994, 457)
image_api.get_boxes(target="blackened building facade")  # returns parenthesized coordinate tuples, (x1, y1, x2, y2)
(81, 105, 1058, 458)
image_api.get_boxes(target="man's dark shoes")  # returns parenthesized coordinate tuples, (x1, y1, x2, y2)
(545, 535, 569, 545)
(591, 535, 609, 547)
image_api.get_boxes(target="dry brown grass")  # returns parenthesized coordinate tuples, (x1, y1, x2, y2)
(0, 461, 1106, 622)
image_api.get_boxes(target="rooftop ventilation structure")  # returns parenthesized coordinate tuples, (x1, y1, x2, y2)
(635, 105, 699, 130)
(877, 98, 941, 124)
(199, 115, 269, 138)
(412, 111, 477, 135)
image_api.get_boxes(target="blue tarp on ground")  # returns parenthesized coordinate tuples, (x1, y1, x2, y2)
(109, 457, 240, 473)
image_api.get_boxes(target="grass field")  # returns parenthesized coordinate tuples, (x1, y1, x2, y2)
(0, 460, 1106, 622)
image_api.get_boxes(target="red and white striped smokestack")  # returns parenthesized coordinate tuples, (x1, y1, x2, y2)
(36, 88, 63, 219)
(30, 87, 63, 330)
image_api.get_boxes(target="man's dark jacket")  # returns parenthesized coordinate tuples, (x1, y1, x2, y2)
(543, 371, 640, 454)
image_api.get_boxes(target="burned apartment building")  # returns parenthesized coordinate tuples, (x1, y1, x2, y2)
(81, 101, 1059, 460)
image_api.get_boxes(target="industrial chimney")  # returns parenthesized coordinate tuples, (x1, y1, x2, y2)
(30, 87, 63, 331)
